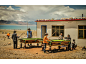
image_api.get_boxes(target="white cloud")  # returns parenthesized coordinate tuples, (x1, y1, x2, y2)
(7, 6, 15, 10)
(0, 5, 86, 21)
(0, 9, 27, 21)
(17, 5, 86, 19)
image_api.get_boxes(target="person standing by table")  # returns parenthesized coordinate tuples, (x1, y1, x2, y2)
(58, 33, 63, 49)
(7, 33, 10, 39)
(67, 34, 71, 41)
(27, 28, 32, 46)
(59, 33, 63, 40)
(43, 33, 50, 53)
(72, 39, 75, 50)
(67, 34, 71, 50)
(12, 31, 19, 49)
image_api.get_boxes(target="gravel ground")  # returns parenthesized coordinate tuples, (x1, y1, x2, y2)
(0, 33, 86, 59)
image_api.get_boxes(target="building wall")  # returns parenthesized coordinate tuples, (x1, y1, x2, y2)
(37, 21, 86, 47)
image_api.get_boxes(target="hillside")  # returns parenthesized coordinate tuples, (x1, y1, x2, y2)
(0, 20, 36, 25)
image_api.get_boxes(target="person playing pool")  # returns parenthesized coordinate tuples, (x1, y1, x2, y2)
(67, 34, 71, 50)
(43, 33, 50, 53)
(64, 34, 71, 50)
(58, 32, 64, 49)
(27, 28, 32, 46)
(12, 31, 19, 49)
(59, 32, 63, 40)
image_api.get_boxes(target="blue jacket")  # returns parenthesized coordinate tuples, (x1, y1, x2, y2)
(27, 31, 32, 38)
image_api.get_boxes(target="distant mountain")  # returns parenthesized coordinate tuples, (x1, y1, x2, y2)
(0, 20, 36, 25)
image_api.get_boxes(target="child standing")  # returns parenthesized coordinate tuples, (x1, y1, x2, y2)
(43, 33, 50, 53)
(72, 39, 75, 50)
(7, 33, 10, 39)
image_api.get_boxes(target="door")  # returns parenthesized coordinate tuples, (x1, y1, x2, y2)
(41, 25, 47, 38)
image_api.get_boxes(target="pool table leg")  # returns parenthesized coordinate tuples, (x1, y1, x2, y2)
(49, 46, 51, 51)
(66, 47, 68, 51)
(37, 43, 39, 46)
(20, 43, 22, 48)
(30, 43, 32, 46)
(58, 46, 61, 50)
(24, 43, 26, 48)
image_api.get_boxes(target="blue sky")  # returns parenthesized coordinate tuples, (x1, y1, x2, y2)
(0, 5, 86, 21)
(1, 5, 20, 10)
(65, 5, 86, 9)
(2, 5, 86, 10)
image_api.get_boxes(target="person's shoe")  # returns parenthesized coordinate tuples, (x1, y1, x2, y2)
(44, 51, 46, 53)
(44, 50, 46, 53)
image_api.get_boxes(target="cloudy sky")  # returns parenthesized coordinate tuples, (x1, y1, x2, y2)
(0, 5, 86, 22)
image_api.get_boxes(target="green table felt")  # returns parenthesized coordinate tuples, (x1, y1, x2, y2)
(48, 40, 70, 45)
(19, 38, 43, 40)
(51, 40, 65, 42)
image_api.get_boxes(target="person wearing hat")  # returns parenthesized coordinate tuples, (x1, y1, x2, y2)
(43, 33, 50, 53)
(12, 31, 19, 49)
(27, 28, 32, 46)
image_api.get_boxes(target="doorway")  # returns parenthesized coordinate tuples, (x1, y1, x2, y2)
(41, 25, 47, 38)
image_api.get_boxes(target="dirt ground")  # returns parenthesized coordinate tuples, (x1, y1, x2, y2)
(0, 29, 86, 59)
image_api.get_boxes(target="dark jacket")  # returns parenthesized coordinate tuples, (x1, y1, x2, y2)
(64, 37, 71, 41)
(12, 33, 18, 41)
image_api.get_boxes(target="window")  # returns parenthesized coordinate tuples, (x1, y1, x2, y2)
(78, 25, 86, 39)
(52, 25, 64, 36)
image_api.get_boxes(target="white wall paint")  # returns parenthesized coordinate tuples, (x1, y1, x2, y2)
(37, 21, 86, 46)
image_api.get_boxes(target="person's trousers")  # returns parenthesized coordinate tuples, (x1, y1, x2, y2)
(43, 43, 46, 52)
(7, 36, 9, 39)
(28, 37, 32, 46)
(72, 44, 75, 50)
(13, 41, 17, 49)
(68, 44, 71, 50)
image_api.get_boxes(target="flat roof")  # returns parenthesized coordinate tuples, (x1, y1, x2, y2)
(35, 19, 86, 22)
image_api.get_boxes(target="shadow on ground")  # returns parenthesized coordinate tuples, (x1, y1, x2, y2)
(45, 49, 73, 53)
(20, 46, 42, 49)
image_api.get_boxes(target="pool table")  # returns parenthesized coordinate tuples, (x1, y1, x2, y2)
(42, 39, 71, 51)
(19, 38, 43, 48)
(19, 38, 71, 50)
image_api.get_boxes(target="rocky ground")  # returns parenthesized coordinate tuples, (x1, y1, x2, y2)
(0, 29, 86, 59)
(0, 38, 86, 59)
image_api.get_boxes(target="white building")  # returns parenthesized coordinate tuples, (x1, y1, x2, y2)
(35, 18, 86, 47)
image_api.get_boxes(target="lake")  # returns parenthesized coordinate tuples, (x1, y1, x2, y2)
(0, 25, 36, 30)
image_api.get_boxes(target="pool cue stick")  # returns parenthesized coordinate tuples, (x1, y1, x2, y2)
(19, 30, 27, 37)
(49, 29, 58, 39)
(19, 20, 29, 37)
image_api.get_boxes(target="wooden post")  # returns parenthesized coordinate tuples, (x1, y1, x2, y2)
(27, 21, 28, 29)
(24, 41, 26, 48)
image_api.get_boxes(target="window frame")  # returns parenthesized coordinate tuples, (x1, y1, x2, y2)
(52, 25, 64, 37)
(78, 25, 86, 39)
